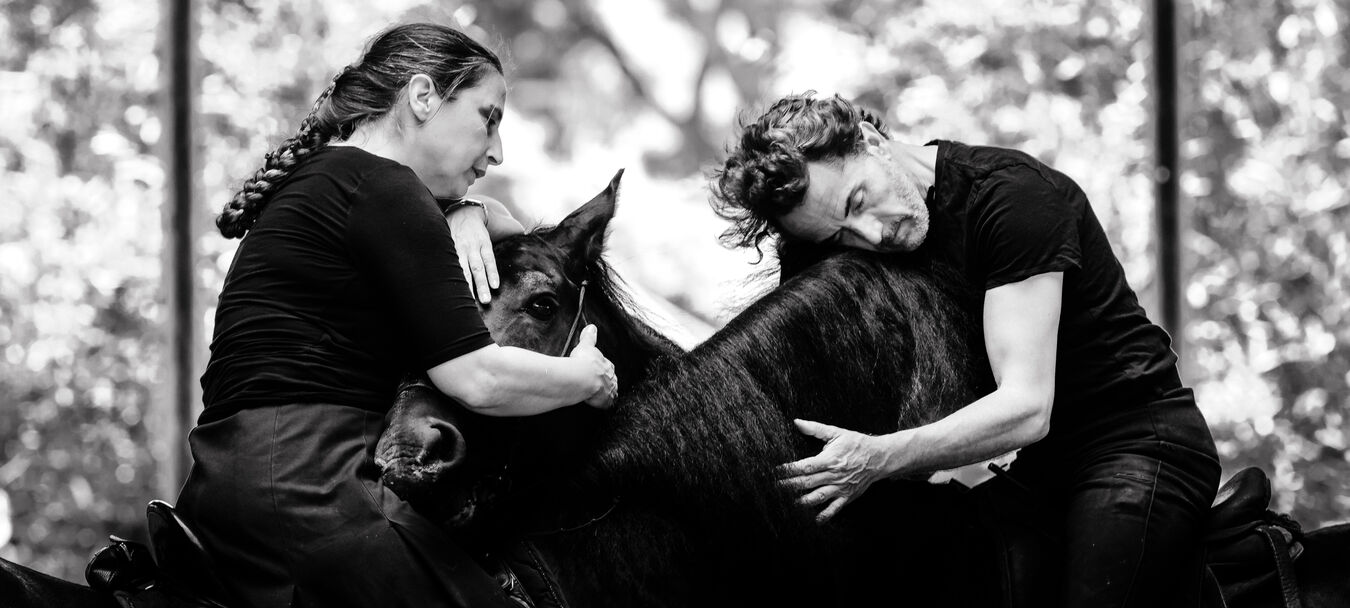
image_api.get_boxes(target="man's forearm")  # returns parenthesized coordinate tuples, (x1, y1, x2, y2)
(876, 386, 1051, 477)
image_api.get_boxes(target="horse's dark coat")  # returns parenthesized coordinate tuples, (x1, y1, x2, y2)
(527, 251, 995, 607)
(377, 174, 997, 605)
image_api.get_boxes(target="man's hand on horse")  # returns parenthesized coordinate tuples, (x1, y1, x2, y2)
(779, 419, 893, 523)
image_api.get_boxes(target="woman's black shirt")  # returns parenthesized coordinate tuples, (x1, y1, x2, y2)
(200, 146, 492, 422)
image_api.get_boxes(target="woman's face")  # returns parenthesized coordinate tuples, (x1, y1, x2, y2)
(408, 71, 506, 198)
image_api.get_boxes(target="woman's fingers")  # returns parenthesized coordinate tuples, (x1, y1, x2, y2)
(481, 244, 500, 290)
(448, 207, 496, 304)
(575, 326, 617, 410)
(470, 255, 491, 304)
(574, 324, 597, 350)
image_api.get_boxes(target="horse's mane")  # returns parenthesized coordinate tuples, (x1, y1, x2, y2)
(607, 250, 989, 490)
(545, 251, 993, 606)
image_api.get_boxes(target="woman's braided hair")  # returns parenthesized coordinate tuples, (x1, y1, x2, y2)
(216, 23, 503, 238)
(709, 92, 890, 256)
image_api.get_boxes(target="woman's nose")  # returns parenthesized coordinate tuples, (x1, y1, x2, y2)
(487, 131, 503, 166)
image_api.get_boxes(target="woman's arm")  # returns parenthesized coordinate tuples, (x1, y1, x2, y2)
(446, 194, 526, 304)
(782, 271, 1064, 521)
(426, 324, 618, 416)
(477, 194, 526, 240)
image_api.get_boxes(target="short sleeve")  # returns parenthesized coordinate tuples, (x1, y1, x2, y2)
(974, 169, 1083, 290)
(346, 164, 494, 370)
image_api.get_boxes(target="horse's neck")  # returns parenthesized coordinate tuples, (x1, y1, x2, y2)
(589, 289, 683, 386)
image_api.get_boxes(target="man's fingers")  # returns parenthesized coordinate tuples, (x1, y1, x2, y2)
(779, 454, 829, 478)
(816, 496, 849, 523)
(797, 485, 839, 508)
(780, 471, 834, 492)
(793, 418, 840, 442)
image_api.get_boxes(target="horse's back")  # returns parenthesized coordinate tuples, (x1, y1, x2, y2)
(0, 556, 117, 608)
(1298, 522, 1350, 607)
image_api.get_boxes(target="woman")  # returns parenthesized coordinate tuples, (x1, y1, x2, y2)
(177, 23, 617, 608)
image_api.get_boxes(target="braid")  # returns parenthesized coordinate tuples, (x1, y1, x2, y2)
(215, 23, 503, 239)
(216, 73, 344, 238)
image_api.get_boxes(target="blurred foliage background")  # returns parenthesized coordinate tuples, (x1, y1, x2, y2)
(1, 0, 1346, 581)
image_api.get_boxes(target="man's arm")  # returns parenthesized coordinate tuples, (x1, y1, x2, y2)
(875, 271, 1062, 473)
(782, 271, 1063, 520)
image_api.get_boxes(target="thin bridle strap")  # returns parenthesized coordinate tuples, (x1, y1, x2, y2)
(522, 234, 593, 357)
(556, 279, 589, 357)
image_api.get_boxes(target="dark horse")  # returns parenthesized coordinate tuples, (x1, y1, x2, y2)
(375, 170, 995, 606)
(379, 171, 1350, 607)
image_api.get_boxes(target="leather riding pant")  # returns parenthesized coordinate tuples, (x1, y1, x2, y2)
(1006, 386, 1221, 608)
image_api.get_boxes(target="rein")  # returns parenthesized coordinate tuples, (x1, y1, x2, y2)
(526, 494, 622, 537)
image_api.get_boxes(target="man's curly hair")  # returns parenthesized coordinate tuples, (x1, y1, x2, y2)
(710, 92, 890, 255)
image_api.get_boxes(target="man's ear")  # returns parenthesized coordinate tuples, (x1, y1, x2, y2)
(858, 121, 890, 158)
(406, 73, 438, 123)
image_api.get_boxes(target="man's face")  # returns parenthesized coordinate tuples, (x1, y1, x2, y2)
(779, 147, 930, 253)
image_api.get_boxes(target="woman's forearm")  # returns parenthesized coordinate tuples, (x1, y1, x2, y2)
(476, 195, 525, 241)
(427, 344, 601, 416)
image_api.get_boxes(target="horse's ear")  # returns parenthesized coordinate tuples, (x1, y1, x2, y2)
(552, 169, 623, 264)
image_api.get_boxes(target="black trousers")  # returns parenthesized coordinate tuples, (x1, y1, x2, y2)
(176, 403, 514, 608)
(1004, 387, 1221, 608)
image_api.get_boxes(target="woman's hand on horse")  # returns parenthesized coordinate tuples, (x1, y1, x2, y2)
(780, 419, 894, 523)
(447, 202, 498, 304)
(570, 325, 619, 409)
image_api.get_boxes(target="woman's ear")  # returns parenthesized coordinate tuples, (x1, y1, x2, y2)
(406, 73, 439, 124)
(858, 121, 890, 158)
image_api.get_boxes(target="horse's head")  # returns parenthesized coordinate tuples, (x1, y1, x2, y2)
(483, 169, 622, 354)
(378, 170, 658, 530)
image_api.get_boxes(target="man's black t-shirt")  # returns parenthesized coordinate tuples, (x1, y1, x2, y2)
(922, 140, 1183, 435)
(199, 146, 493, 422)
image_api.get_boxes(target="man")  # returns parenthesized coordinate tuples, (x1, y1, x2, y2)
(709, 92, 1220, 607)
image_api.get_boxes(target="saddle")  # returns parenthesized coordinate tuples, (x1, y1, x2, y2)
(86, 501, 559, 608)
(1203, 467, 1305, 608)
(86, 501, 236, 608)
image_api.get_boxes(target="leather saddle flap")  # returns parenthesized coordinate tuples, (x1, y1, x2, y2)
(146, 500, 234, 608)
(1207, 467, 1272, 536)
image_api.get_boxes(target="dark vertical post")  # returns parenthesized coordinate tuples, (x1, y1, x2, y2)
(1153, 0, 1183, 359)
(162, 0, 195, 497)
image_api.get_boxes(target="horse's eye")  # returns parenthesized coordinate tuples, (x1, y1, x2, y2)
(525, 295, 559, 320)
